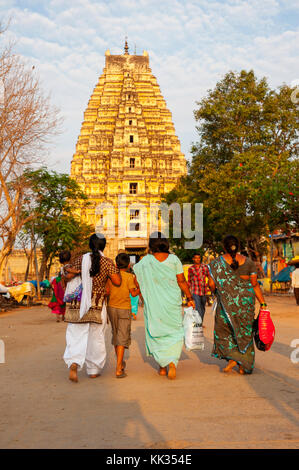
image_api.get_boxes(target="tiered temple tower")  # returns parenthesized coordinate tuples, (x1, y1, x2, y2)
(71, 42, 187, 261)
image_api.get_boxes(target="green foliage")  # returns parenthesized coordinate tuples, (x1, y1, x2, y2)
(165, 70, 299, 257)
(23, 167, 92, 273)
(23, 167, 88, 216)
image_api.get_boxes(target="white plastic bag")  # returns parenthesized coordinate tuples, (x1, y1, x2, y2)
(183, 307, 204, 351)
(63, 275, 82, 303)
(211, 298, 217, 317)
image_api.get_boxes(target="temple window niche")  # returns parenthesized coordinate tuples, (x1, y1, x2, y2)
(130, 209, 140, 219)
(129, 209, 140, 232)
(130, 135, 134, 143)
(130, 222, 140, 232)
(130, 158, 135, 168)
(129, 182, 137, 194)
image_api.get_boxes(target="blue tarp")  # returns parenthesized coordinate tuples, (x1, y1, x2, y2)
(29, 280, 51, 288)
(272, 266, 294, 283)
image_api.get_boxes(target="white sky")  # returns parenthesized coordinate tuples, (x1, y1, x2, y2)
(1, 0, 298, 173)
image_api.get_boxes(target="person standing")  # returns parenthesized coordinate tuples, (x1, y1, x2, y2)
(291, 264, 299, 305)
(133, 232, 195, 380)
(188, 254, 209, 323)
(128, 265, 140, 320)
(63, 234, 121, 383)
(106, 253, 140, 378)
(208, 235, 267, 375)
(130, 293, 139, 320)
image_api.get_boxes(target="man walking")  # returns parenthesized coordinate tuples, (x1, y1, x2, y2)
(188, 254, 209, 323)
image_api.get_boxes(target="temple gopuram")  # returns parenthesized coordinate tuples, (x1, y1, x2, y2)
(71, 42, 187, 262)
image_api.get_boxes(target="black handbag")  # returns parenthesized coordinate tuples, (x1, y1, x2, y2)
(253, 314, 266, 351)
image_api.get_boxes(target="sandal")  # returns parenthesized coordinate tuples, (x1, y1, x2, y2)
(158, 367, 167, 376)
(116, 371, 127, 379)
(222, 360, 237, 373)
(167, 362, 176, 380)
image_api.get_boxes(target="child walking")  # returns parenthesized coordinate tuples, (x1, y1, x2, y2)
(130, 293, 139, 320)
(106, 253, 140, 378)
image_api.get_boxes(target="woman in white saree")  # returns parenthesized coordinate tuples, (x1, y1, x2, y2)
(63, 234, 121, 382)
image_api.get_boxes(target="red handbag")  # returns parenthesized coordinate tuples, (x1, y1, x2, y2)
(258, 309, 275, 351)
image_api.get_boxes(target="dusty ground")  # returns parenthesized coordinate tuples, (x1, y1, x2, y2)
(0, 295, 298, 449)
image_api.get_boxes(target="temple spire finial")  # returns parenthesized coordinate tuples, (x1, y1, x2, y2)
(124, 37, 129, 55)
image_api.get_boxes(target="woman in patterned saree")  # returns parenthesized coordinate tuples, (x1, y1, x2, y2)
(208, 235, 267, 374)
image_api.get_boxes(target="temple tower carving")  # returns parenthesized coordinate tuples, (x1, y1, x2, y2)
(71, 44, 187, 260)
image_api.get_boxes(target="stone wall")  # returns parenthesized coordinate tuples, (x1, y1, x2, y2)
(1, 250, 60, 284)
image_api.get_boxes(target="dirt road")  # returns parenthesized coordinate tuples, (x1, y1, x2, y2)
(0, 296, 298, 449)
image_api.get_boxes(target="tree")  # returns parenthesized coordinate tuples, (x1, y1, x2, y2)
(17, 225, 34, 281)
(165, 70, 298, 258)
(0, 23, 61, 278)
(23, 168, 91, 279)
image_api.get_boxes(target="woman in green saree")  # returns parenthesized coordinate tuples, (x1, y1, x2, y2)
(133, 232, 195, 380)
(208, 235, 267, 374)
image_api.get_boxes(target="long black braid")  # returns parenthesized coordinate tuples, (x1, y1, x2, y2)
(223, 235, 239, 270)
(89, 233, 106, 277)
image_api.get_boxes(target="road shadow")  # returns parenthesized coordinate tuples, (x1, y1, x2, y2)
(245, 367, 299, 430)
(133, 325, 158, 371)
(270, 341, 295, 360)
(191, 336, 223, 370)
(199, 316, 299, 429)
(87, 396, 167, 449)
(191, 330, 299, 429)
(113, 398, 166, 449)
